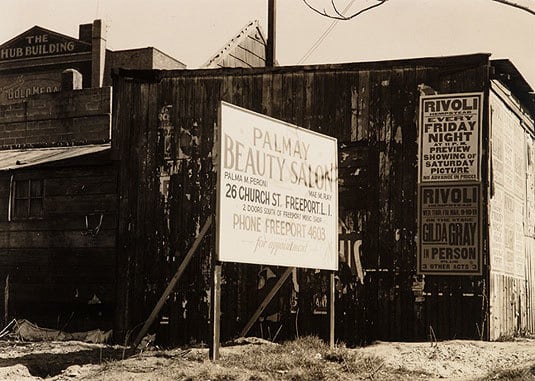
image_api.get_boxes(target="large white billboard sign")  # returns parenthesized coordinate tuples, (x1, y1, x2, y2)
(216, 102, 338, 270)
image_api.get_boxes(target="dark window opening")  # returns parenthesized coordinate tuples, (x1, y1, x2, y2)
(12, 179, 44, 219)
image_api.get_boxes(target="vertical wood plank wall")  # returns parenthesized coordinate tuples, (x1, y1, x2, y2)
(113, 55, 493, 345)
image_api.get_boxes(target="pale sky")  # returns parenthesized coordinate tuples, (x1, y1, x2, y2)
(1, 0, 534, 89)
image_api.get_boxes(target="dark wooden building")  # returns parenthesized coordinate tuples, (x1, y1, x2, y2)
(0, 19, 267, 334)
(112, 53, 535, 345)
(1, 19, 533, 345)
(0, 18, 183, 332)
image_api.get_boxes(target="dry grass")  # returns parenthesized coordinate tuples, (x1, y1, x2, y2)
(173, 336, 430, 381)
(479, 364, 535, 381)
(3, 336, 533, 380)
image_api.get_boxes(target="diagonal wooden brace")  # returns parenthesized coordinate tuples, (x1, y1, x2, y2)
(132, 216, 213, 348)
(239, 266, 294, 338)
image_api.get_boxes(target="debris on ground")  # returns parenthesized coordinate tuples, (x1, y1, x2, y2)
(0, 336, 534, 380)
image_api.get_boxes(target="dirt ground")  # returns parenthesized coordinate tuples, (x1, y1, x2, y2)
(0, 337, 534, 380)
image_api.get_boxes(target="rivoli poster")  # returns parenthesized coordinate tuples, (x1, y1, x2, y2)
(419, 92, 483, 183)
(418, 183, 482, 275)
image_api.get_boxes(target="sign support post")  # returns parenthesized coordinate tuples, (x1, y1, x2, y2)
(329, 271, 335, 349)
(211, 263, 222, 361)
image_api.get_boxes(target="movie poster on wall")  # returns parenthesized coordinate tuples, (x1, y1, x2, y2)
(419, 93, 483, 183)
(418, 183, 482, 275)
(216, 102, 338, 271)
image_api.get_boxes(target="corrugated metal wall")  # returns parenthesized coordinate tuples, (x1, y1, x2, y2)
(112, 54, 491, 345)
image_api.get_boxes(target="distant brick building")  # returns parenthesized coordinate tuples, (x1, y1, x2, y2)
(0, 19, 185, 104)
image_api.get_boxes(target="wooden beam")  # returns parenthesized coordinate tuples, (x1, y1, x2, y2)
(132, 216, 212, 348)
(240, 266, 293, 338)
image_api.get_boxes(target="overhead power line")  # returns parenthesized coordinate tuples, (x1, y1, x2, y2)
(298, 0, 534, 64)
(298, 0, 357, 64)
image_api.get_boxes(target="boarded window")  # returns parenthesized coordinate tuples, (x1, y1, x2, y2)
(11, 179, 44, 219)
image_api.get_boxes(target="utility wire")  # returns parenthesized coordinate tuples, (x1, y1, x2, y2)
(298, 0, 357, 64)
(298, 0, 534, 65)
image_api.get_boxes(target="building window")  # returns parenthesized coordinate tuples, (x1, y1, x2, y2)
(11, 179, 44, 219)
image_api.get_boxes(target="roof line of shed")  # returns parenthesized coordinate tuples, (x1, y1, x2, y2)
(0, 143, 111, 171)
(491, 58, 535, 120)
(113, 53, 492, 83)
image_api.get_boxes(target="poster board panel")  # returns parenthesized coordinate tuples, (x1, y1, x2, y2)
(418, 183, 482, 275)
(419, 93, 483, 183)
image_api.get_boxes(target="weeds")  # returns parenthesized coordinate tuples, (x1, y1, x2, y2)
(215, 336, 421, 380)
(479, 364, 535, 381)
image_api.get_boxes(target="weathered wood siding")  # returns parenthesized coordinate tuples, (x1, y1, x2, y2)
(0, 86, 116, 331)
(488, 81, 535, 339)
(113, 54, 491, 345)
(0, 156, 117, 331)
